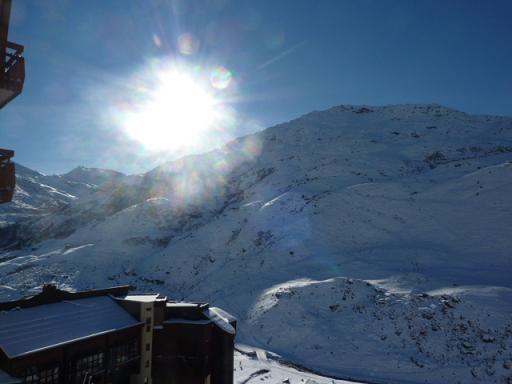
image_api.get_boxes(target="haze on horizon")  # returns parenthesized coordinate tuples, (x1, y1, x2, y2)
(1, 0, 511, 175)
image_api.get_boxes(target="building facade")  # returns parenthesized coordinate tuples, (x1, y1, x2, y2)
(0, 285, 236, 384)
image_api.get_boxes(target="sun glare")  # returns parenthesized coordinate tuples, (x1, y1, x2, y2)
(119, 66, 223, 152)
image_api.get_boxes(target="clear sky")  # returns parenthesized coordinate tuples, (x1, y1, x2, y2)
(1, 0, 511, 174)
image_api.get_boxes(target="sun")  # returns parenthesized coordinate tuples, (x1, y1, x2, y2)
(119, 67, 221, 152)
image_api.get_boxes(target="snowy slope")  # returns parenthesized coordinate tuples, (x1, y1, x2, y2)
(0, 165, 129, 247)
(1, 104, 512, 383)
(1, 164, 82, 213)
(234, 346, 366, 384)
(62, 166, 126, 186)
(0, 165, 127, 214)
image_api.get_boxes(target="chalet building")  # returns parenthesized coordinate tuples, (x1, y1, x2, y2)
(0, 285, 236, 384)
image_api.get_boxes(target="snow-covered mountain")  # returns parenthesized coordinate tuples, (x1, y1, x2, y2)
(1, 104, 512, 383)
(0, 164, 131, 248)
(0, 165, 127, 214)
(62, 166, 127, 187)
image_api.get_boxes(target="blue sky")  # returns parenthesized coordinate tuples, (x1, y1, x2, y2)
(1, 0, 511, 174)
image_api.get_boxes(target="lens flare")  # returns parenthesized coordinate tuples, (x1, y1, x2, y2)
(177, 33, 199, 55)
(210, 66, 232, 90)
(265, 31, 286, 50)
(152, 34, 162, 48)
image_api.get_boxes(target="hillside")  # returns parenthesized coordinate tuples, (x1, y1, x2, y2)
(1, 104, 512, 383)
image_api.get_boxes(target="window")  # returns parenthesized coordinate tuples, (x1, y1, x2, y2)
(23, 366, 38, 384)
(146, 343, 150, 351)
(23, 365, 59, 384)
(146, 317, 152, 332)
(110, 339, 139, 366)
(68, 351, 104, 382)
(39, 366, 59, 384)
(75, 351, 104, 374)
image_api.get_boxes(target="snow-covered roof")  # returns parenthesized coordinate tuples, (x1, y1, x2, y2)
(119, 294, 160, 302)
(0, 296, 141, 358)
(166, 302, 201, 308)
(209, 307, 237, 323)
(0, 370, 20, 384)
(204, 307, 236, 335)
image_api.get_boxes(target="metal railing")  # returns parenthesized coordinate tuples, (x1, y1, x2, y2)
(3, 41, 23, 71)
(1, 41, 24, 89)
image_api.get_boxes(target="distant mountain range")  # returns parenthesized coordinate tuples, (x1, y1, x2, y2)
(1, 104, 512, 383)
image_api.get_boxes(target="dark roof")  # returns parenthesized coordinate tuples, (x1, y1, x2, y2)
(0, 285, 130, 311)
(0, 296, 141, 358)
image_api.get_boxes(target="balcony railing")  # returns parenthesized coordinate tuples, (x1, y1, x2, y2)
(0, 40, 24, 109)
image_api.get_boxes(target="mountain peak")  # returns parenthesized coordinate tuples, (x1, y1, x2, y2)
(62, 166, 126, 186)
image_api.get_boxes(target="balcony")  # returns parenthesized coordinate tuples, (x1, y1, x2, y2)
(0, 41, 24, 109)
(0, 148, 14, 203)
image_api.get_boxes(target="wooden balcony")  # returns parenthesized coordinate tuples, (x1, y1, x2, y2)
(0, 41, 24, 109)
